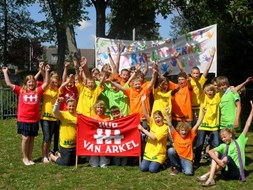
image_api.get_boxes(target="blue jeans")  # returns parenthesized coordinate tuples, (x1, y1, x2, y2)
(194, 130, 220, 166)
(140, 159, 161, 173)
(112, 157, 128, 166)
(168, 147, 193, 175)
(40, 120, 58, 143)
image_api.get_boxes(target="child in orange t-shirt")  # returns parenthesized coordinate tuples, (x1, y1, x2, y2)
(109, 65, 157, 128)
(89, 100, 110, 167)
(166, 107, 206, 176)
(169, 72, 193, 127)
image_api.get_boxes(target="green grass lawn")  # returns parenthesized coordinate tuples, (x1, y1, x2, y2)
(0, 118, 253, 190)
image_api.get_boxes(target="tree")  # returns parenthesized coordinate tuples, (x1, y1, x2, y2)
(37, 0, 88, 76)
(0, 0, 42, 66)
(169, 0, 253, 85)
(107, 0, 160, 40)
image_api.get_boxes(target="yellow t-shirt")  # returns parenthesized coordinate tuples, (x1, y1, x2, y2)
(40, 87, 59, 121)
(190, 75, 206, 107)
(143, 119, 168, 164)
(58, 111, 77, 148)
(76, 82, 103, 117)
(151, 88, 172, 121)
(198, 93, 221, 131)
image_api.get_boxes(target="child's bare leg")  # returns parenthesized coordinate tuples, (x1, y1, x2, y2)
(28, 137, 35, 160)
(42, 141, 51, 163)
(21, 135, 30, 164)
(204, 153, 227, 184)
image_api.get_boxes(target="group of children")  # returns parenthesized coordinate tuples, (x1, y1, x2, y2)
(2, 44, 253, 187)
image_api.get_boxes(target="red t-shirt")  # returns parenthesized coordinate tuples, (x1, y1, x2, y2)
(59, 86, 79, 110)
(13, 85, 44, 123)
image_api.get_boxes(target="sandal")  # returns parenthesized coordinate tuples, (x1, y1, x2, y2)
(196, 175, 208, 182)
(54, 151, 60, 157)
(202, 180, 216, 187)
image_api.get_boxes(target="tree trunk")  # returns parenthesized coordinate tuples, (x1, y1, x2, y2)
(94, 0, 107, 37)
(66, 25, 79, 58)
(56, 26, 68, 78)
(3, 0, 8, 66)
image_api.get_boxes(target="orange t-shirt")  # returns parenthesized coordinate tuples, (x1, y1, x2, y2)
(111, 74, 126, 86)
(172, 129, 196, 161)
(124, 85, 151, 120)
(92, 114, 110, 121)
(170, 82, 193, 122)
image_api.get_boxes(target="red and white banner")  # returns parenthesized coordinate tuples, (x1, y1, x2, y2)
(76, 114, 141, 156)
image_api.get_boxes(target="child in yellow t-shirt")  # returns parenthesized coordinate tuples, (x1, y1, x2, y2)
(193, 83, 221, 168)
(166, 107, 206, 175)
(138, 94, 168, 173)
(49, 97, 77, 166)
(40, 74, 60, 163)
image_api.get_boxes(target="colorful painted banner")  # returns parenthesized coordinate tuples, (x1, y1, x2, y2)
(76, 113, 141, 156)
(95, 24, 217, 75)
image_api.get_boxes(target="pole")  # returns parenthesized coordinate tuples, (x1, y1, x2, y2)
(132, 28, 135, 41)
(29, 40, 32, 71)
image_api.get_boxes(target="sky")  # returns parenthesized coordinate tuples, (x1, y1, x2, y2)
(28, 3, 174, 49)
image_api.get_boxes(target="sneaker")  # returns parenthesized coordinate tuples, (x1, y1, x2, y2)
(170, 167, 179, 176)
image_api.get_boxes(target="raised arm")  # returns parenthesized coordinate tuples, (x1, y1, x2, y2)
(115, 44, 121, 73)
(243, 101, 253, 136)
(2, 67, 14, 89)
(203, 47, 216, 78)
(142, 53, 149, 76)
(59, 74, 74, 94)
(107, 47, 117, 74)
(234, 76, 253, 92)
(34, 62, 45, 81)
(80, 56, 91, 78)
(141, 94, 150, 123)
(173, 50, 185, 72)
(62, 61, 70, 82)
(53, 97, 64, 118)
(109, 79, 127, 92)
(41, 64, 50, 90)
(165, 107, 175, 133)
(147, 62, 158, 91)
(192, 107, 207, 131)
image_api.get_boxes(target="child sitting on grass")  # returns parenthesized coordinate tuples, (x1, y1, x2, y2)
(49, 97, 77, 166)
(196, 101, 253, 187)
(166, 107, 206, 176)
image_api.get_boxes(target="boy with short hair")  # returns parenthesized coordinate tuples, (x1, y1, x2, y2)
(216, 76, 241, 129)
(169, 72, 193, 127)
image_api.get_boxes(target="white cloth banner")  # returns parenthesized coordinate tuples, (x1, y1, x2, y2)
(95, 24, 217, 75)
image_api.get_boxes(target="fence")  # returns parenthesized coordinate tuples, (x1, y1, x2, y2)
(0, 87, 253, 119)
(0, 87, 17, 119)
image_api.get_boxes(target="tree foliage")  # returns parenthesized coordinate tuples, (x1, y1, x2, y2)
(0, 0, 42, 66)
(170, 0, 253, 85)
(37, 0, 89, 76)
